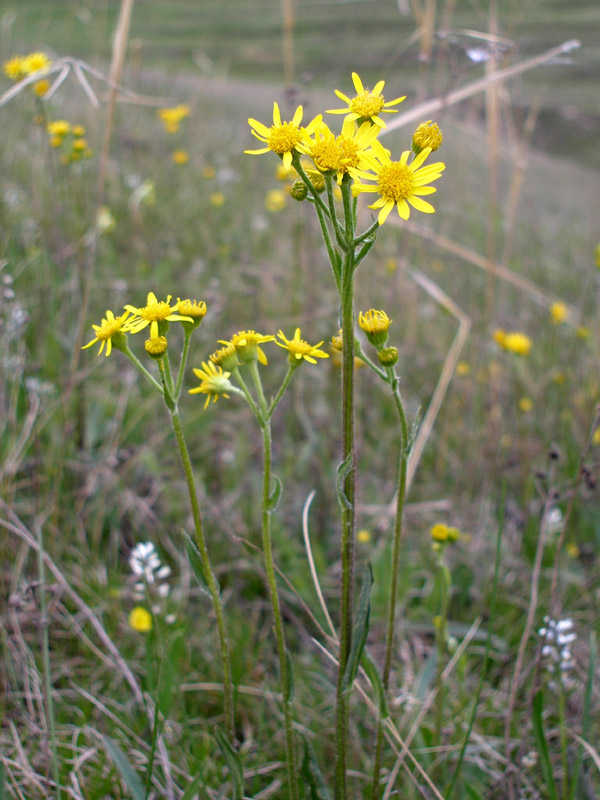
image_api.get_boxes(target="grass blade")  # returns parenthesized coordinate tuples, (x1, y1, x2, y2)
(215, 728, 243, 800)
(103, 735, 145, 800)
(532, 690, 559, 800)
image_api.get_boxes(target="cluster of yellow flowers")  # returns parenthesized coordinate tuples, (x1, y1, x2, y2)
(3, 51, 51, 81)
(47, 120, 92, 163)
(429, 523, 461, 544)
(157, 104, 190, 133)
(493, 329, 532, 357)
(83, 294, 329, 409)
(245, 72, 445, 225)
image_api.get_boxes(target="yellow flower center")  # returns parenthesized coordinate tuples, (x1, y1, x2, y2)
(377, 162, 414, 202)
(349, 91, 385, 119)
(96, 317, 124, 341)
(267, 123, 303, 155)
(413, 121, 443, 151)
(312, 139, 341, 171)
(288, 339, 313, 358)
(337, 137, 360, 169)
(140, 301, 173, 322)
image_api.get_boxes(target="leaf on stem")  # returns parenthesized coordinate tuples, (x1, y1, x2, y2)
(268, 474, 282, 510)
(102, 736, 145, 800)
(214, 728, 244, 800)
(336, 452, 353, 511)
(182, 530, 213, 596)
(342, 563, 373, 692)
(301, 738, 333, 800)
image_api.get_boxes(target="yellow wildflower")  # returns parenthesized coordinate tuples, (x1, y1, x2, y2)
(412, 120, 443, 153)
(22, 52, 51, 75)
(593, 429, 600, 445)
(125, 292, 193, 339)
(177, 298, 207, 324)
(3, 55, 26, 80)
(276, 163, 297, 181)
(503, 332, 532, 356)
(49, 135, 63, 148)
(456, 361, 471, 376)
(157, 104, 190, 133)
(265, 189, 287, 212)
(72, 124, 86, 137)
(47, 120, 71, 137)
(566, 542, 580, 559)
(358, 309, 391, 346)
(276, 328, 330, 366)
(576, 326, 590, 339)
(327, 71, 405, 128)
(72, 138, 87, 152)
(33, 79, 50, 97)
(145, 335, 168, 358)
(210, 344, 240, 371)
(202, 166, 216, 179)
(221, 330, 275, 365)
(550, 302, 568, 324)
(430, 523, 449, 542)
(519, 397, 533, 412)
(246, 102, 322, 170)
(172, 149, 189, 164)
(189, 361, 235, 409)
(302, 118, 381, 184)
(493, 329, 506, 347)
(210, 192, 225, 207)
(129, 606, 152, 632)
(352, 141, 445, 225)
(357, 530, 371, 543)
(82, 310, 132, 357)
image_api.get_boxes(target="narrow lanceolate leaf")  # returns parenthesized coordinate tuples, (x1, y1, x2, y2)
(342, 563, 373, 692)
(102, 736, 145, 800)
(268, 474, 282, 510)
(215, 728, 244, 800)
(301, 738, 333, 800)
(182, 530, 212, 596)
(361, 651, 388, 718)
(532, 691, 559, 800)
(336, 452, 353, 511)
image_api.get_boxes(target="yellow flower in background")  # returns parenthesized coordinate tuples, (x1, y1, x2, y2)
(493, 329, 506, 347)
(265, 189, 287, 212)
(357, 529, 371, 543)
(456, 361, 471, 376)
(276, 163, 297, 181)
(4, 55, 26, 80)
(327, 71, 405, 128)
(594, 244, 600, 268)
(519, 397, 533, 412)
(129, 606, 152, 633)
(189, 361, 235, 409)
(157, 104, 190, 133)
(72, 124, 85, 137)
(82, 310, 132, 357)
(47, 120, 71, 137)
(97, 205, 115, 233)
(430, 523, 449, 542)
(202, 166, 216, 179)
(412, 120, 443, 153)
(276, 328, 330, 365)
(72, 138, 87, 152)
(576, 326, 590, 339)
(210, 192, 225, 207)
(246, 102, 322, 169)
(221, 330, 275, 365)
(352, 141, 445, 225)
(503, 332, 532, 356)
(125, 292, 192, 339)
(550, 302, 568, 324)
(49, 135, 63, 148)
(22, 52, 51, 75)
(33, 79, 50, 96)
(172, 149, 189, 164)
(565, 542, 580, 559)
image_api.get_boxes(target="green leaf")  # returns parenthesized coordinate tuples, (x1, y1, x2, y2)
(361, 651, 388, 719)
(214, 728, 243, 800)
(182, 530, 213, 596)
(342, 563, 373, 692)
(300, 738, 333, 800)
(102, 736, 145, 800)
(532, 691, 559, 800)
(268, 474, 282, 510)
(336, 453, 353, 511)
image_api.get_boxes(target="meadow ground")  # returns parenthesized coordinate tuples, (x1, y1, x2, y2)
(1, 1, 600, 798)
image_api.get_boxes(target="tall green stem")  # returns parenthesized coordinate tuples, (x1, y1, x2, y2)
(260, 420, 299, 800)
(168, 404, 234, 740)
(371, 374, 409, 800)
(335, 249, 356, 800)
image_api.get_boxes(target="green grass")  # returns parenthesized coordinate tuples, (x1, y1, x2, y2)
(2, 1, 600, 798)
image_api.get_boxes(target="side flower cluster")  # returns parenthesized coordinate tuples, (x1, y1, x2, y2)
(245, 71, 445, 225)
(539, 616, 577, 689)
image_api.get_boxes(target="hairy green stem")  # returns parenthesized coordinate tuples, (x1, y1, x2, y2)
(121, 345, 163, 393)
(371, 373, 409, 800)
(260, 420, 299, 799)
(174, 328, 193, 400)
(166, 387, 234, 740)
(269, 365, 296, 418)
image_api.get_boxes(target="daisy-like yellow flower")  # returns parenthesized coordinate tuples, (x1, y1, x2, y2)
(157, 104, 190, 133)
(124, 292, 192, 339)
(172, 149, 189, 164)
(220, 330, 275, 365)
(550, 301, 568, 324)
(327, 72, 405, 128)
(502, 331, 532, 356)
(275, 328, 330, 365)
(358, 309, 391, 346)
(210, 343, 240, 371)
(302, 118, 381, 185)
(412, 120, 443, 154)
(430, 523, 449, 542)
(22, 52, 51, 76)
(189, 361, 235, 409)
(177, 298, 207, 326)
(82, 310, 132, 357)
(245, 102, 322, 170)
(3, 55, 26, 80)
(72, 124, 85, 137)
(210, 192, 225, 207)
(72, 138, 87, 152)
(128, 606, 152, 633)
(33, 79, 51, 97)
(47, 120, 71, 137)
(352, 141, 445, 225)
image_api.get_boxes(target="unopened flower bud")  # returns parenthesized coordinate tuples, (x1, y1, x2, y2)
(412, 120, 443, 154)
(359, 309, 391, 347)
(145, 336, 168, 359)
(290, 179, 308, 201)
(377, 347, 398, 367)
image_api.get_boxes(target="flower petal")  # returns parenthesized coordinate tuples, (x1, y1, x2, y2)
(408, 195, 435, 213)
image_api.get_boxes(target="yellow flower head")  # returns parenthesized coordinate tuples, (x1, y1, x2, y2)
(47, 120, 71, 137)
(172, 149, 189, 164)
(265, 189, 287, 212)
(352, 141, 445, 225)
(412, 120, 443, 154)
(220, 330, 275, 365)
(4, 56, 26, 80)
(210, 192, 225, 207)
(302, 118, 381, 185)
(49, 135, 63, 148)
(81, 310, 132, 357)
(430, 523, 449, 542)
(177, 298, 207, 327)
(189, 361, 235, 409)
(129, 606, 152, 633)
(519, 397, 533, 412)
(22, 52, 51, 76)
(33, 79, 51, 97)
(124, 292, 193, 339)
(594, 244, 600, 269)
(357, 529, 371, 543)
(576, 326, 590, 339)
(327, 72, 405, 128)
(331, 330, 343, 352)
(358, 309, 391, 347)
(276, 163, 297, 181)
(245, 102, 322, 170)
(210, 343, 240, 371)
(276, 328, 330, 366)
(550, 301, 568, 324)
(72, 124, 85, 137)
(502, 331, 532, 357)
(72, 138, 87, 152)
(493, 329, 506, 347)
(157, 104, 190, 133)
(456, 361, 471, 376)
(145, 335, 168, 359)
